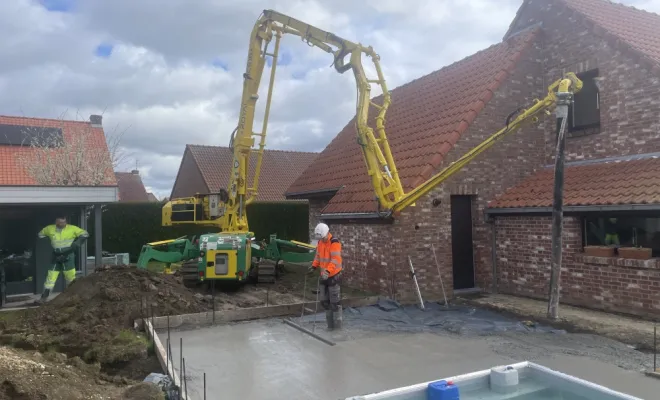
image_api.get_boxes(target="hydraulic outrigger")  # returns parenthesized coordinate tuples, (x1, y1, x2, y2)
(137, 9, 583, 287)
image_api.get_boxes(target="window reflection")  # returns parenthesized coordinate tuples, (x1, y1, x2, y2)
(584, 215, 660, 256)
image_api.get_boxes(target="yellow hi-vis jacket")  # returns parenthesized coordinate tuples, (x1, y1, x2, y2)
(38, 224, 89, 250)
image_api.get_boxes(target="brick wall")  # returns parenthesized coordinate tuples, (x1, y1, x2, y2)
(509, 0, 660, 164)
(494, 215, 660, 318)
(308, 198, 329, 240)
(319, 38, 547, 301)
(308, 0, 660, 308)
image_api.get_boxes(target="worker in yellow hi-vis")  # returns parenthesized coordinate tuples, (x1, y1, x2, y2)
(36, 216, 89, 303)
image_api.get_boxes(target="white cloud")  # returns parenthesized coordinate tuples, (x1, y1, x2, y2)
(0, 0, 655, 195)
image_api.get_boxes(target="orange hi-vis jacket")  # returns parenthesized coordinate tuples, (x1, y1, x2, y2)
(312, 233, 342, 278)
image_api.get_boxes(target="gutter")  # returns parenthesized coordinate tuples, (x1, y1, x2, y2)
(485, 203, 660, 215)
(543, 152, 660, 168)
(285, 186, 342, 199)
(320, 212, 392, 221)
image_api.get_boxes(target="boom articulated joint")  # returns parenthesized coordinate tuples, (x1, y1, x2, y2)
(386, 72, 583, 214)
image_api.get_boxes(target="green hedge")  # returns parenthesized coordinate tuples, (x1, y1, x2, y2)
(87, 201, 309, 261)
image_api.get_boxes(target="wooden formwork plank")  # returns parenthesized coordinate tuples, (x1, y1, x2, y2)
(143, 319, 187, 400)
(135, 295, 380, 331)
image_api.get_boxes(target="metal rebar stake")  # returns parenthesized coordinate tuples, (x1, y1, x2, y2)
(654, 325, 657, 372)
(180, 337, 183, 385)
(204, 372, 207, 400)
(300, 272, 308, 321)
(313, 277, 320, 333)
(183, 358, 188, 398)
(166, 338, 169, 375)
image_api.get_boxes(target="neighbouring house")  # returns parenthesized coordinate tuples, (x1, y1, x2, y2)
(287, 0, 660, 317)
(170, 144, 318, 202)
(0, 114, 118, 299)
(115, 170, 159, 202)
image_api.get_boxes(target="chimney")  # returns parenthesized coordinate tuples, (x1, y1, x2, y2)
(90, 114, 103, 127)
(131, 169, 139, 175)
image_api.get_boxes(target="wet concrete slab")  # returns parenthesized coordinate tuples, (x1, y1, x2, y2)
(166, 320, 511, 400)
(161, 303, 660, 400)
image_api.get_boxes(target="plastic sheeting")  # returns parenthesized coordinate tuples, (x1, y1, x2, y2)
(296, 300, 566, 337)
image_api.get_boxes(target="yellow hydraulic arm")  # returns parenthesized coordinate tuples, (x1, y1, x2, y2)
(389, 72, 583, 213)
(224, 9, 404, 231)
(164, 9, 404, 231)
(164, 8, 582, 229)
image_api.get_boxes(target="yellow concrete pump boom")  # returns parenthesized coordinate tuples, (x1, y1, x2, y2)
(163, 8, 583, 231)
(390, 72, 583, 213)
(164, 9, 402, 231)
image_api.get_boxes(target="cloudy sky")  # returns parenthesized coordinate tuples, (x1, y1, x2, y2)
(2, 0, 659, 198)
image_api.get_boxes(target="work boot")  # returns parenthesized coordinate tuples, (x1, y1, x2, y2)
(325, 310, 334, 331)
(33, 289, 50, 305)
(333, 305, 343, 330)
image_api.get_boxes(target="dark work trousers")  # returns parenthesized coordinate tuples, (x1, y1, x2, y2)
(319, 271, 341, 310)
(319, 271, 342, 329)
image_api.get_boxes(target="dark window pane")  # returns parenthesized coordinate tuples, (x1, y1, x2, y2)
(568, 69, 600, 132)
(584, 215, 660, 256)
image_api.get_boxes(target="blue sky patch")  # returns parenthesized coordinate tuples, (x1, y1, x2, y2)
(292, 70, 307, 80)
(39, 0, 75, 12)
(266, 50, 293, 68)
(94, 43, 113, 58)
(212, 58, 229, 71)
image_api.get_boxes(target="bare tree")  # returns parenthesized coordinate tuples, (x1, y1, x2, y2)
(14, 113, 130, 186)
(105, 122, 132, 171)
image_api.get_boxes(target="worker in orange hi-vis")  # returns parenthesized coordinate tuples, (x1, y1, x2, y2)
(308, 223, 343, 330)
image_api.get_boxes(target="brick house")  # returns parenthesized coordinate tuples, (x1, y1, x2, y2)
(115, 170, 158, 202)
(286, 0, 660, 316)
(171, 144, 318, 201)
(0, 114, 118, 299)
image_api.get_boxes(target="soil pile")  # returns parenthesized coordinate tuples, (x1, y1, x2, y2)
(0, 346, 162, 400)
(0, 265, 211, 379)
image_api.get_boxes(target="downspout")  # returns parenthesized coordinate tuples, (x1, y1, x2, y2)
(490, 215, 498, 294)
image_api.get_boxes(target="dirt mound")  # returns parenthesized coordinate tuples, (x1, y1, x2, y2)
(0, 345, 152, 400)
(0, 265, 210, 379)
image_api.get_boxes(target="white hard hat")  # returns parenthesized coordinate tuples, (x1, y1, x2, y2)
(314, 223, 329, 239)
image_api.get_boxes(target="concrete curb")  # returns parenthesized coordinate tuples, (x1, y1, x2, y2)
(135, 295, 381, 331)
(143, 318, 187, 400)
(644, 371, 660, 380)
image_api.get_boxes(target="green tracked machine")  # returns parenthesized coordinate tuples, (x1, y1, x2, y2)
(137, 9, 584, 288)
(136, 233, 315, 286)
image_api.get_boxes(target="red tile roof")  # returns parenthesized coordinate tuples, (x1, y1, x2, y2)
(286, 29, 539, 214)
(561, 0, 660, 66)
(187, 145, 318, 202)
(0, 115, 116, 186)
(115, 171, 150, 202)
(488, 156, 660, 209)
(507, 0, 660, 66)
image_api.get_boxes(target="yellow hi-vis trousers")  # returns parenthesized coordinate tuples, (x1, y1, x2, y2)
(44, 252, 76, 291)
